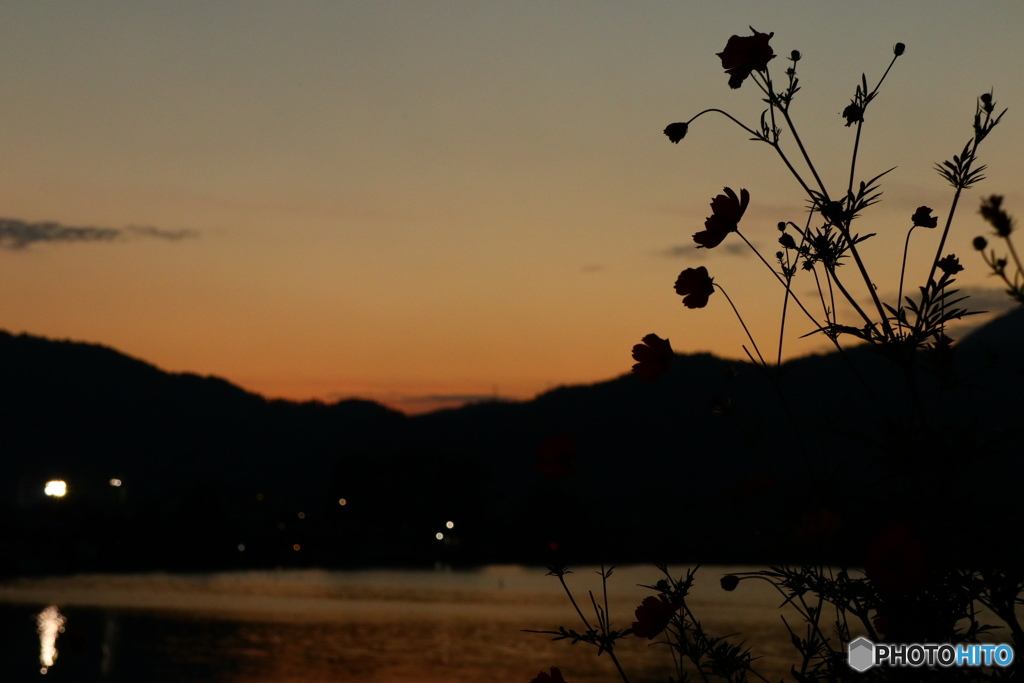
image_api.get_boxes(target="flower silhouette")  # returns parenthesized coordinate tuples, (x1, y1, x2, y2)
(842, 103, 864, 127)
(717, 27, 775, 89)
(632, 595, 678, 639)
(530, 667, 567, 683)
(911, 206, 938, 228)
(631, 333, 673, 381)
(937, 254, 963, 275)
(674, 266, 715, 309)
(663, 122, 689, 143)
(693, 187, 749, 249)
(980, 195, 1014, 236)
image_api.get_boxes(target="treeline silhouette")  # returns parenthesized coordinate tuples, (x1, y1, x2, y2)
(1, 311, 1021, 576)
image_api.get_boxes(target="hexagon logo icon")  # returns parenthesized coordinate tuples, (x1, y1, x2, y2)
(848, 637, 875, 672)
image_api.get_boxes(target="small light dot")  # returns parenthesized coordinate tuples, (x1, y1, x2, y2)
(435, 532, 444, 541)
(109, 478, 122, 487)
(445, 521, 454, 529)
(237, 544, 246, 552)
(292, 544, 301, 551)
(44, 481, 67, 497)
(256, 493, 264, 501)
(338, 498, 347, 506)
(297, 511, 305, 519)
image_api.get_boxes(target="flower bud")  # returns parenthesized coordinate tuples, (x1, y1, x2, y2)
(720, 575, 740, 591)
(893, 42, 905, 56)
(777, 221, 786, 231)
(790, 49, 801, 62)
(842, 103, 864, 127)
(663, 122, 688, 144)
(973, 236, 988, 251)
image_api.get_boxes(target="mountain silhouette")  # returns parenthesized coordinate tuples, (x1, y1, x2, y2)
(1, 310, 1021, 575)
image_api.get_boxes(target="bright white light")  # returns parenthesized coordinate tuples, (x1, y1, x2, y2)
(37, 605, 65, 670)
(445, 521, 454, 529)
(44, 481, 67, 498)
(435, 532, 444, 541)
(109, 479, 122, 487)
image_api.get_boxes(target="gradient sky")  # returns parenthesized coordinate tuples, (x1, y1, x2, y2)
(2, 2, 1022, 413)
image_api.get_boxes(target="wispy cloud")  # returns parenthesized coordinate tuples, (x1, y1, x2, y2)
(0, 217, 199, 250)
(661, 242, 747, 259)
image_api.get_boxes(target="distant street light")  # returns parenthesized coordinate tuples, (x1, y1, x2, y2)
(43, 481, 67, 498)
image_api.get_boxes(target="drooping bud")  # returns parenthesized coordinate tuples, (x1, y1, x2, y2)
(893, 42, 906, 56)
(663, 122, 688, 144)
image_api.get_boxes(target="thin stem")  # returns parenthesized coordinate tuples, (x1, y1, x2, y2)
(778, 267, 792, 368)
(915, 182, 968, 337)
(1005, 236, 1024, 280)
(776, 98, 828, 196)
(897, 225, 917, 338)
(715, 283, 767, 367)
(810, 266, 831, 324)
(686, 108, 759, 137)
(557, 574, 594, 633)
(736, 231, 818, 331)
(824, 263, 879, 336)
(847, 121, 864, 202)
(838, 221, 894, 340)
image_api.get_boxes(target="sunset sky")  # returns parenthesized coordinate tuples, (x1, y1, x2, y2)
(1, 2, 1022, 413)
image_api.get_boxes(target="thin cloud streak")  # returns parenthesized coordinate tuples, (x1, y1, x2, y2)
(0, 218, 199, 250)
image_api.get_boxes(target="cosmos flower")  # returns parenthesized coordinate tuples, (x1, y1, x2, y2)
(674, 266, 715, 309)
(717, 27, 776, 89)
(530, 667, 567, 683)
(937, 254, 963, 275)
(631, 334, 673, 381)
(631, 595, 678, 639)
(911, 206, 938, 228)
(693, 188, 749, 249)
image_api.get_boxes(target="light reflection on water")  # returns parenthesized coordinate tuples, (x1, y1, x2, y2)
(36, 605, 65, 674)
(0, 566, 799, 682)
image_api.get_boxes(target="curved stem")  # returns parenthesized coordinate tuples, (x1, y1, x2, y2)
(897, 225, 918, 338)
(686, 108, 759, 137)
(736, 231, 818, 331)
(715, 283, 766, 367)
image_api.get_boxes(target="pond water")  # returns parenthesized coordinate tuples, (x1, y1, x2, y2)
(0, 565, 806, 682)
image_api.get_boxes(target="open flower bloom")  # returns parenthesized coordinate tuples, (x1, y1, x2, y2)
(911, 206, 938, 228)
(717, 27, 775, 89)
(631, 333, 673, 381)
(674, 266, 715, 309)
(693, 187, 749, 249)
(529, 667, 567, 683)
(937, 254, 964, 275)
(632, 595, 678, 639)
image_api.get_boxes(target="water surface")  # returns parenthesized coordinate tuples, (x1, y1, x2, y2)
(0, 565, 798, 682)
